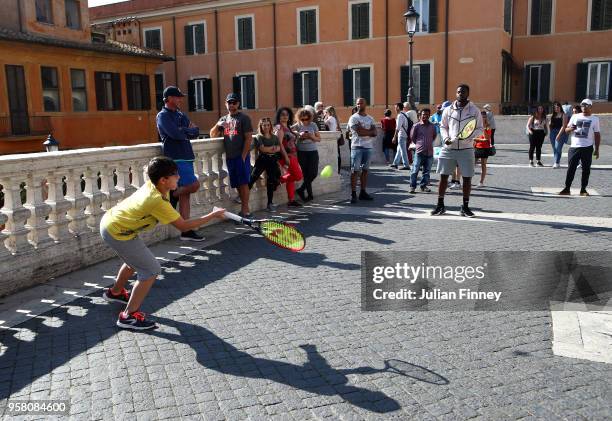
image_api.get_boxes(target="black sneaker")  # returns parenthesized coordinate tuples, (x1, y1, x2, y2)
(537, 161, 544, 167)
(169, 191, 179, 209)
(350, 193, 357, 204)
(287, 200, 303, 207)
(460, 206, 475, 218)
(180, 230, 205, 241)
(420, 186, 431, 193)
(431, 205, 446, 216)
(558, 188, 571, 196)
(389, 164, 398, 169)
(409, 187, 416, 194)
(580, 190, 590, 197)
(103, 288, 130, 304)
(304, 196, 314, 203)
(359, 191, 374, 201)
(296, 189, 307, 202)
(116, 311, 156, 330)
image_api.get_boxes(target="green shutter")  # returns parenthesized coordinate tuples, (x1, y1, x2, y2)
(203, 79, 212, 111)
(429, 0, 438, 33)
(575, 63, 588, 102)
(142, 75, 151, 110)
(95, 72, 105, 110)
(360, 67, 371, 104)
(592, 0, 602, 30)
(184, 25, 194, 55)
(195, 24, 205, 54)
(232, 76, 241, 98)
(504, 0, 512, 33)
(400, 65, 410, 103)
(299, 11, 307, 44)
(293, 72, 302, 107)
(360, 4, 369, 38)
(238, 19, 244, 49)
(311, 72, 319, 105)
(540, 64, 551, 102)
(188, 79, 195, 111)
(524, 66, 530, 102)
(343, 69, 353, 106)
(111, 73, 122, 110)
(246, 76, 255, 109)
(351, 4, 360, 39)
(541, 0, 552, 34)
(308, 10, 316, 43)
(242, 19, 253, 49)
(419, 64, 431, 104)
(126, 74, 135, 110)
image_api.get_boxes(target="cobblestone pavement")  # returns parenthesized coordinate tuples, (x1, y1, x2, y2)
(1, 144, 611, 420)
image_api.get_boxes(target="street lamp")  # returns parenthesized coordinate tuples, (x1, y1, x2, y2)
(43, 134, 60, 152)
(404, 5, 420, 109)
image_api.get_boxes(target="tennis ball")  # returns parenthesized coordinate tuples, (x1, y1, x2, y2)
(320, 165, 333, 178)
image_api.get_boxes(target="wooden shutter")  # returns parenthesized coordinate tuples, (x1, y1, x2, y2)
(360, 4, 369, 38)
(94, 72, 105, 110)
(126, 74, 135, 110)
(195, 24, 205, 54)
(310, 72, 319, 105)
(541, 0, 552, 34)
(240, 18, 253, 49)
(539, 64, 551, 102)
(203, 78, 212, 110)
(360, 67, 370, 104)
(400, 66, 410, 103)
(112, 73, 122, 110)
(188, 79, 195, 111)
(419, 64, 431, 104)
(351, 4, 360, 39)
(237, 19, 244, 49)
(184, 25, 194, 55)
(575, 63, 588, 102)
(145, 30, 152, 49)
(299, 11, 307, 44)
(429, 0, 438, 33)
(343, 69, 353, 106)
(232, 76, 241, 98)
(246, 76, 255, 109)
(308, 10, 316, 43)
(293, 72, 302, 107)
(504, 0, 512, 33)
(142, 75, 151, 110)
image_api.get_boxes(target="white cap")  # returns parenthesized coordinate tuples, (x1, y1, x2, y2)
(580, 98, 593, 106)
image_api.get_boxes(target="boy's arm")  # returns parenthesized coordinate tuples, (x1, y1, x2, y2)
(171, 208, 226, 232)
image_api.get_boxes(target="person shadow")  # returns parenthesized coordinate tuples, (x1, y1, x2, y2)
(150, 316, 434, 413)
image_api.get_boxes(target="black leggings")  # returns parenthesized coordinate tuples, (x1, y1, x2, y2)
(297, 150, 319, 198)
(249, 154, 280, 204)
(565, 146, 593, 190)
(528, 130, 546, 161)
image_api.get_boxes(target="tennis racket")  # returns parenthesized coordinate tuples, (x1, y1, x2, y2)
(457, 117, 477, 140)
(215, 207, 305, 252)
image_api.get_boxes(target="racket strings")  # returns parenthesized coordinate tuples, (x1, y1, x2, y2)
(260, 221, 305, 251)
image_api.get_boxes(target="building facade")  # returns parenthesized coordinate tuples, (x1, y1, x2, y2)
(90, 0, 612, 130)
(0, 0, 171, 155)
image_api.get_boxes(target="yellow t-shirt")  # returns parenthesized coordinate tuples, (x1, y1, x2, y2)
(101, 180, 180, 241)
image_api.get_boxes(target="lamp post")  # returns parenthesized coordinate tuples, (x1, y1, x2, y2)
(43, 134, 59, 152)
(404, 6, 420, 110)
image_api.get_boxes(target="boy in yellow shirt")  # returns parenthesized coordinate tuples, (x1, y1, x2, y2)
(100, 156, 225, 330)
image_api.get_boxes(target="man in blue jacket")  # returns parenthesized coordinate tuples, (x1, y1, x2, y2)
(156, 86, 204, 241)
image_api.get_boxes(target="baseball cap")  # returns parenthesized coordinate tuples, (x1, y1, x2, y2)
(162, 86, 184, 99)
(441, 100, 452, 109)
(580, 98, 593, 106)
(226, 93, 240, 103)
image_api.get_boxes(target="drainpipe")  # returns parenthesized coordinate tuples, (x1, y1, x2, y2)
(273, 3, 278, 110)
(443, 0, 449, 101)
(385, 0, 389, 108)
(215, 10, 221, 119)
(172, 17, 178, 85)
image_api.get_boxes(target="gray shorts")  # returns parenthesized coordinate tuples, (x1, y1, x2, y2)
(437, 148, 475, 178)
(100, 226, 161, 281)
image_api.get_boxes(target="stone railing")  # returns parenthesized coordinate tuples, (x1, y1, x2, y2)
(0, 133, 341, 297)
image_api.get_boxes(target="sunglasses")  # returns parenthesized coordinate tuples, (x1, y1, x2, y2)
(227, 100, 238, 105)
(300, 118, 310, 122)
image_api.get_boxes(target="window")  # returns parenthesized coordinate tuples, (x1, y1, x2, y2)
(412, 0, 429, 33)
(41, 67, 60, 112)
(126, 74, 150, 111)
(94, 72, 122, 111)
(144, 28, 162, 50)
(400, 64, 431, 104)
(504, 0, 513, 33)
(350, 2, 370, 39)
(232, 74, 256, 109)
(236, 16, 254, 50)
(71, 69, 87, 112)
(530, 0, 553, 35)
(36, 0, 53, 24)
(501, 53, 512, 103)
(524, 63, 551, 103)
(293, 70, 319, 107)
(155, 73, 164, 111)
(587, 62, 610, 100)
(591, 0, 612, 31)
(65, 0, 81, 30)
(188, 78, 213, 111)
(298, 8, 317, 44)
(342, 67, 371, 106)
(185, 23, 206, 55)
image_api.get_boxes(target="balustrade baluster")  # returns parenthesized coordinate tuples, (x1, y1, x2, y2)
(65, 169, 89, 235)
(45, 171, 72, 242)
(0, 211, 8, 257)
(115, 162, 136, 199)
(83, 167, 108, 232)
(24, 172, 53, 248)
(0, 177, 32, 254)
(100, 165, 122, 212)
(216, 152, 229, 200)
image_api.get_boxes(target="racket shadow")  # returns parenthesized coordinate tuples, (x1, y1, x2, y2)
(342, 359, 449, 385)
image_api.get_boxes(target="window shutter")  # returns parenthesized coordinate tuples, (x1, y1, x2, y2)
(504, 0, 512, 33)
(429, 0, 438, 33)
(195, 24, 205, 54)
(203, 78, 213, 110)
(343, 69, 353, 106)
(606, 1, 612, 30)
(187, 79, 195, 111)
(608, 61, 612, 101)
(575, 63, 588, 102)
(540, 64, 551, 102)
(400, 65, 410, 103)
(541, 0, 552, 34)
(524, 66, 530, 102)
(360, 4, 369, 38)
(308, 11, 316, 43)
(531, 0, 540, 34)
(112, 73, 122, 110)
(351, 4, 359, 39)
(244, 19, 253, 49)
(142, 75, 151, 110)
(360, 67, 371, 104)
(94, 72, 105, 110)
(145, 30, 152, 49)
(238, 19, 244, 49)
(311, 72, 319, 105)
(126, 74, 135, 110)
(246, 76, 255, 109)
(232, 76, 241, 98)
(419, 64, 431, 104)
(300, 11, 307, 44)
(184, 25, 194, 55)
(293, 72, 302, 107)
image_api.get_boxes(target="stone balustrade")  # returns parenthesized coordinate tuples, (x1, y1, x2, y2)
(0, 133, 342, 297)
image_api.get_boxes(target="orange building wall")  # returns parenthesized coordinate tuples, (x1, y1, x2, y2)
(21, 0, 92, 42)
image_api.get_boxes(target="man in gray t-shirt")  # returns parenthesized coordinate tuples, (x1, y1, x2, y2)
(348, 97, 377, 203)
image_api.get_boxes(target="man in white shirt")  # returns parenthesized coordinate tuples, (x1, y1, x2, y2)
(559, 98, 601, 196)
(348, 97, 377, 203)
(391, 102, 413, 170)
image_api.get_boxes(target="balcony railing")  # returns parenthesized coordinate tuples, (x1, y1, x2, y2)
(0, 116, 52, 137)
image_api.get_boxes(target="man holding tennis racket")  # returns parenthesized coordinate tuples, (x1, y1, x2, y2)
(432, 84, 483, 217)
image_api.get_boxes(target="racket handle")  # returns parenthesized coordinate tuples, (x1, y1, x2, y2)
(213, 206, 242, 223)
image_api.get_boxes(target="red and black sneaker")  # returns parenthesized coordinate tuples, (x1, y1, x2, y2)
(116, 311, 156, 330)
(103, 288, 130, 304)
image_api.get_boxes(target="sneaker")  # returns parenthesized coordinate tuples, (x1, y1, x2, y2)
(580, 190, 590, 197)
(460, 206, 475, 218)
(399, 166, 411, 171)
(552, 163, 560, 169)
(409, 187, 416, 194)
(476, 182, 484, 188)
(431, 205, 446, 216)
(529, 161, 535, 167)
(449, 182, 461, 190)
(359, 191, 374, 201)
(537, 161, 544, 167)
(389, 164, 398, 169)
(169, 191, 179, 209)
(350, 192, 357, 204)
(266, 203, 277, 211)
(103, 288, 130, 304)
(116, 311, 156, 331)
(420, 186, 431, 193)
(287, 200, 303, 207)
(558, 188, 571, 196)
(296, 189, 307, 202)
(305, 195, 314, 203)
(180, 230, 205, 242)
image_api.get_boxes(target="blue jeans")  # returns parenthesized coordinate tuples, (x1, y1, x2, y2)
(550, 128, 568, 165)
(410, 153, 433, 188)
(392, 137, 409, 167)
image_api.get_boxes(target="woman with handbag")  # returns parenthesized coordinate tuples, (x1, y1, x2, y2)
(324, 106, 343, 174)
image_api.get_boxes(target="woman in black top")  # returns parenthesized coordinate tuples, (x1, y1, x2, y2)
(549, 102, 568, 168)
(526, 105, 549, 167)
